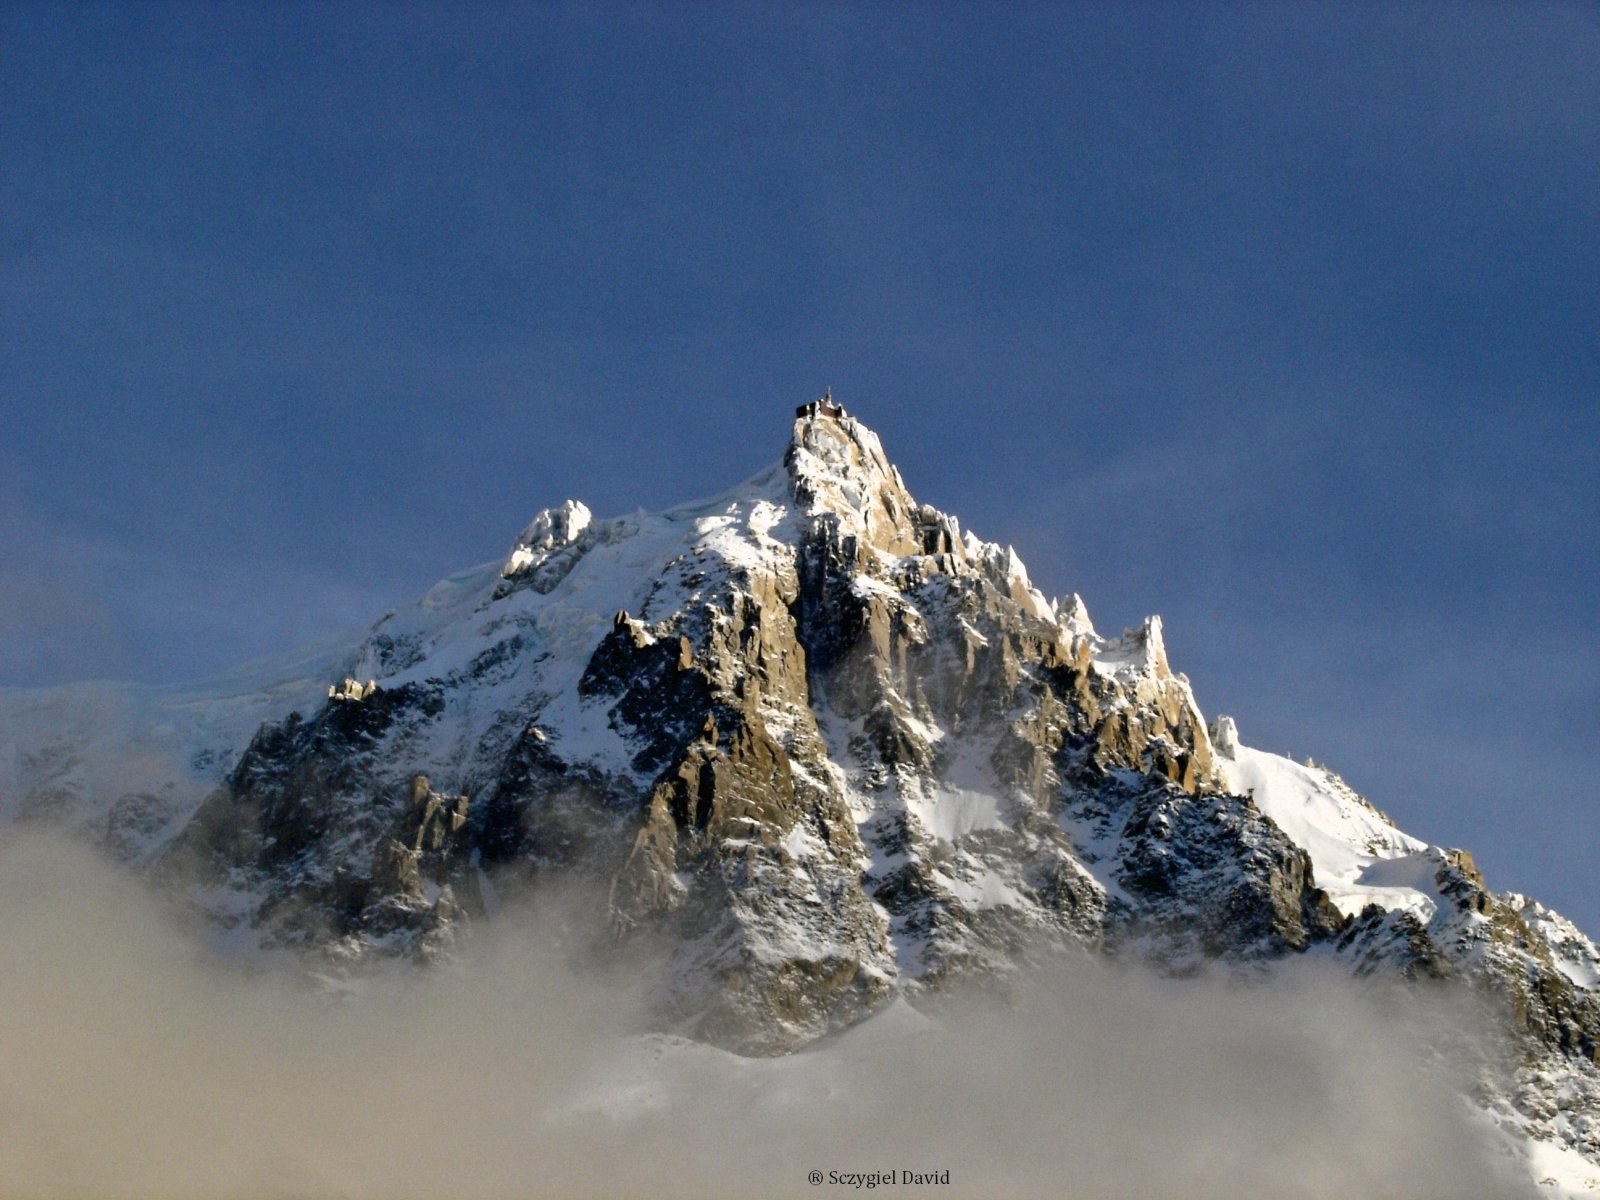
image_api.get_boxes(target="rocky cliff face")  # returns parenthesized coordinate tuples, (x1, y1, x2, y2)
(3, 405, 1596, 1178)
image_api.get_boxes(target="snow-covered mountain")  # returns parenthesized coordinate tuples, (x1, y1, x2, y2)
(2, 403, 1596, 1193)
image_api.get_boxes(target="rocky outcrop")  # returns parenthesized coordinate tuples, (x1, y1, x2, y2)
(496, 500, 596, 597)
(1078, 778, 1346, 961)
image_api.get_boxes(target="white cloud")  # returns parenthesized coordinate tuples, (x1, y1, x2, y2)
(0, 834, 1541, 1199)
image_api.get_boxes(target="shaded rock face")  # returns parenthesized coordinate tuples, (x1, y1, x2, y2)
(158, 404, 1600, 1136)
(173, 704, 473, 961)
(1065, 777, 1346, 963)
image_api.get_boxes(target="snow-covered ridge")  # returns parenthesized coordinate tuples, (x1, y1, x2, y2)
(1514, 896, 1600, 992)
(1215, 727, 1438, 920)
(0, 644, 341, 860)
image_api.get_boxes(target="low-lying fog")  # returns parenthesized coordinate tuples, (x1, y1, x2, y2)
(0, 835, 1539, 1199)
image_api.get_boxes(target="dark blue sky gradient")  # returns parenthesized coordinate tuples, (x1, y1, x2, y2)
(3, 3, 1596, 930)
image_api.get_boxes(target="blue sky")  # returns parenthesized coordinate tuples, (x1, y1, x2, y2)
(3, 3, 1596, 931)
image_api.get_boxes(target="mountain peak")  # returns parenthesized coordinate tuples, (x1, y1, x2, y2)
(496, 499, 596, 596)
(4, 391, 1597, 1191)
(786, 401, 924, 556)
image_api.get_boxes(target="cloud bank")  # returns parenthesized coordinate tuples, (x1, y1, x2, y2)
(0, 835, 1538, 1199)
